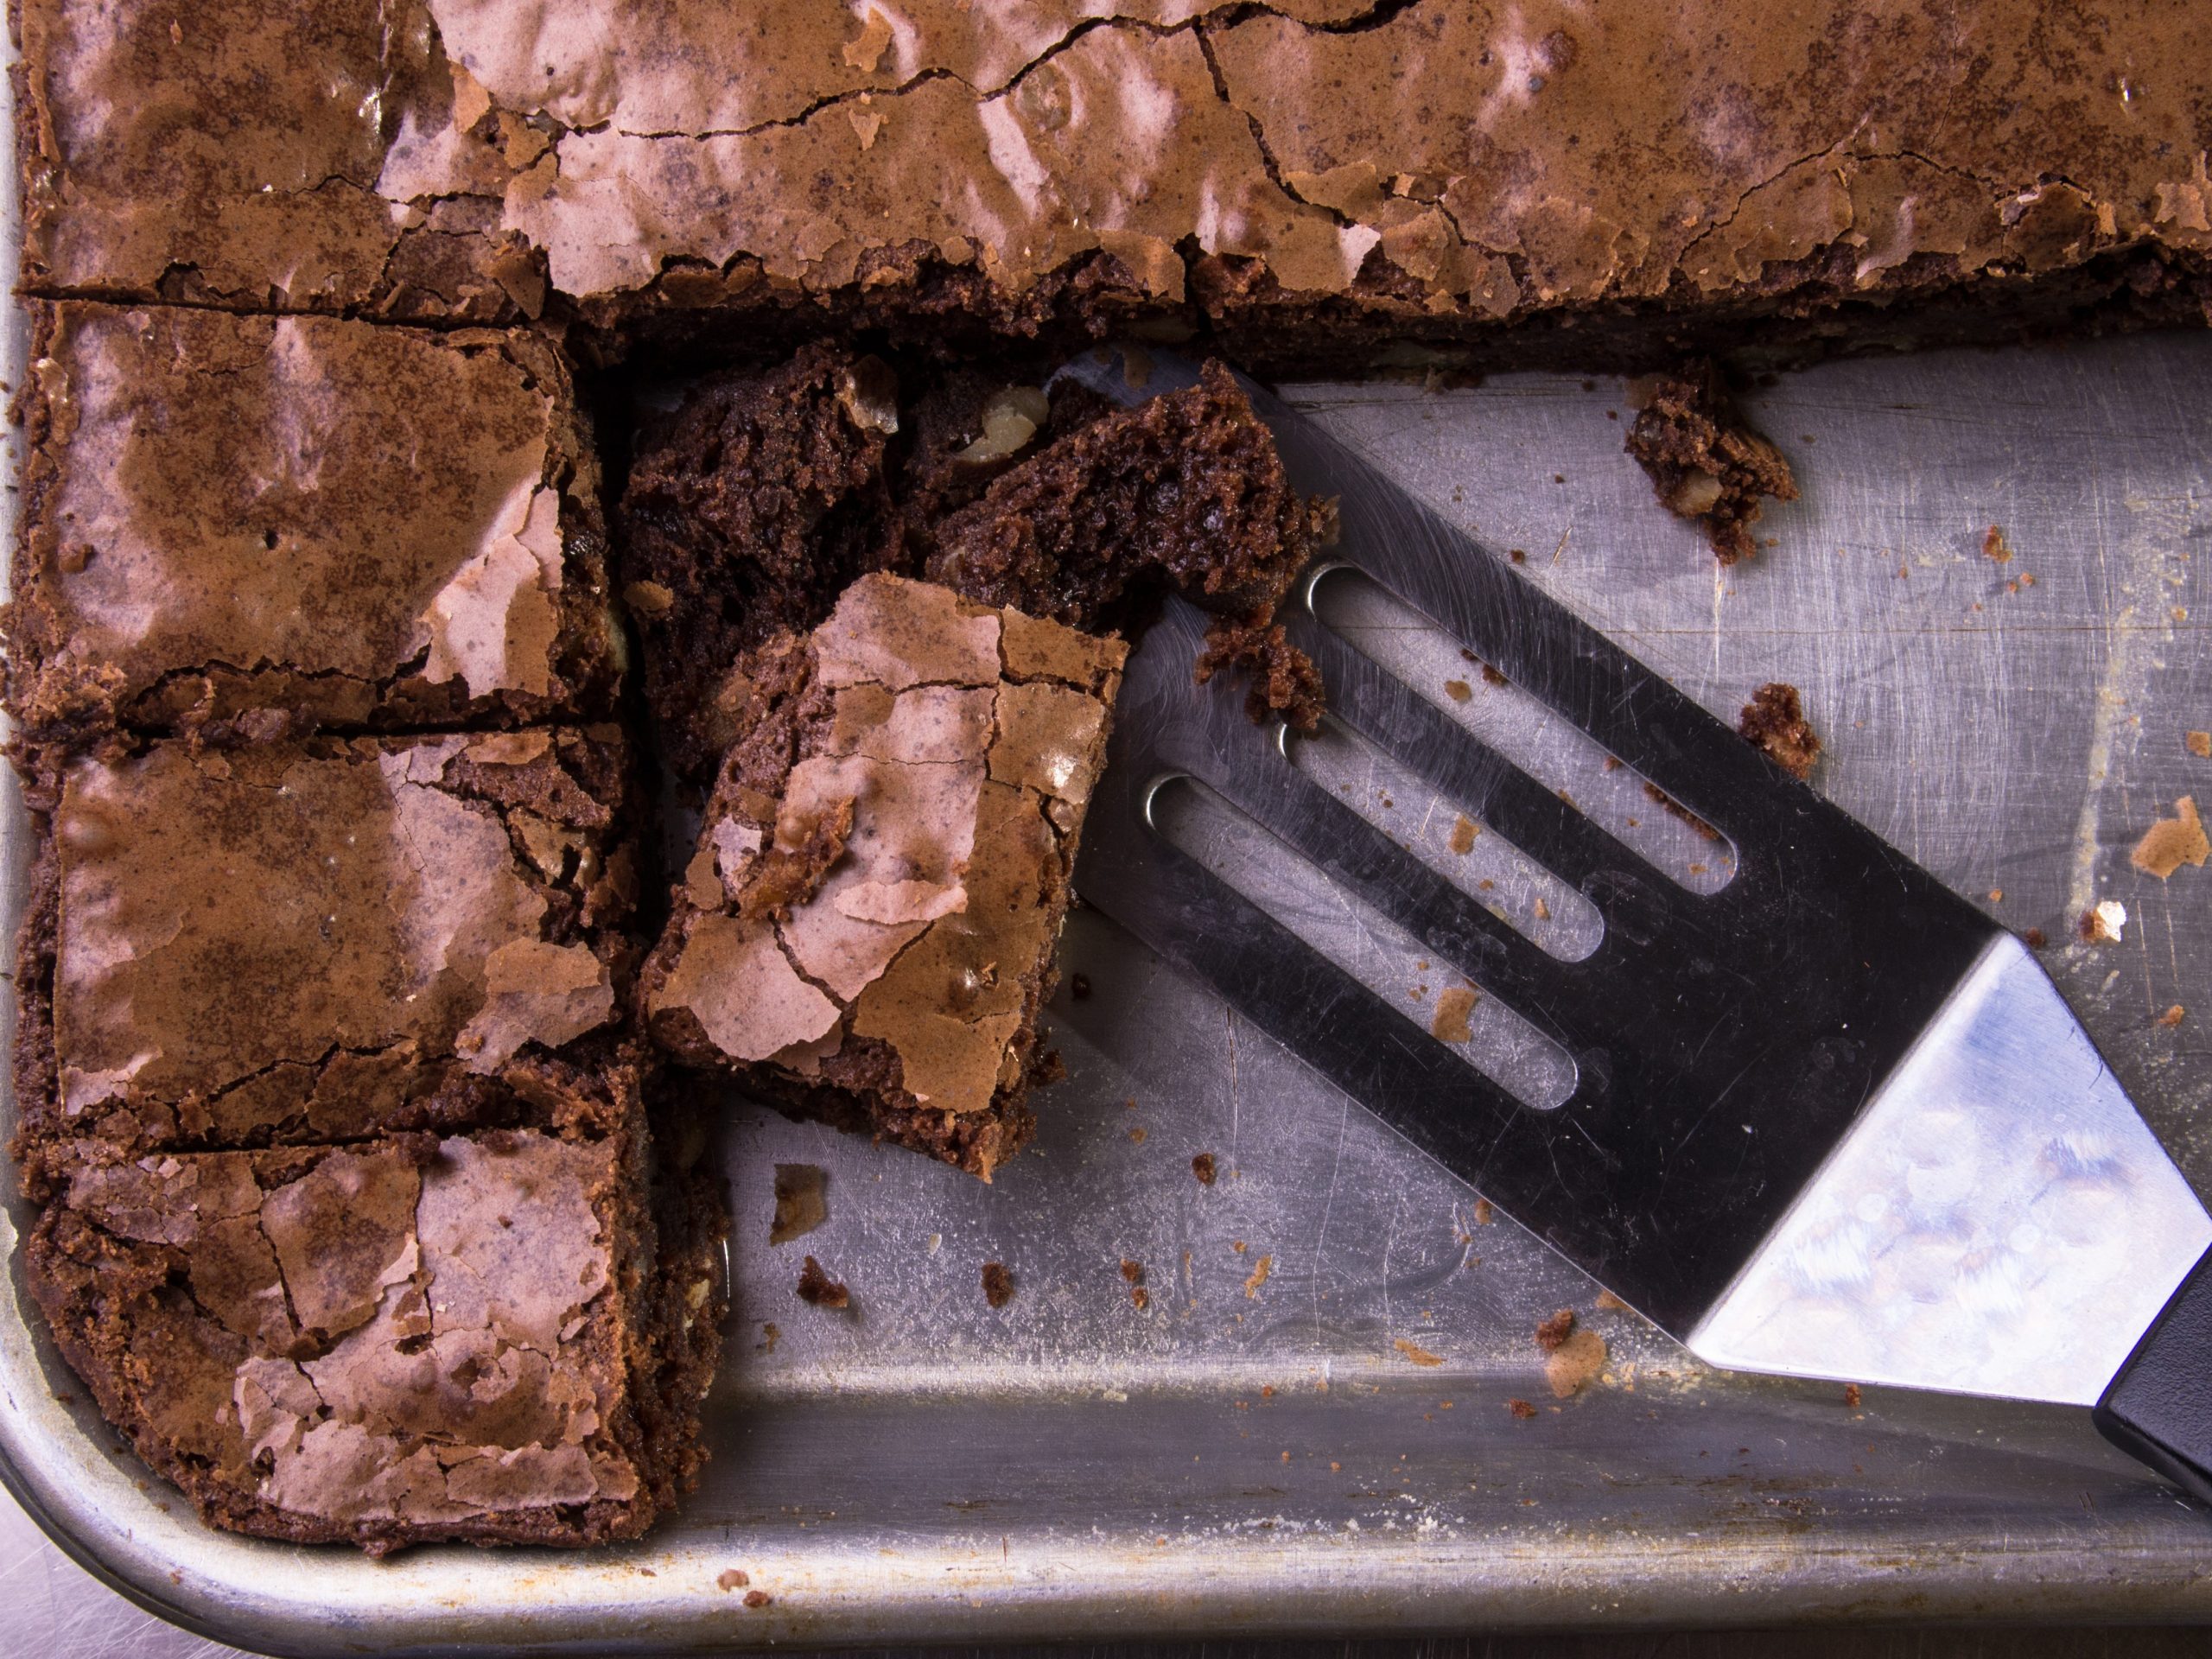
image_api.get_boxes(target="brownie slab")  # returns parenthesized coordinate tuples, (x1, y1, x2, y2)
(14, 0, 535, 320)
(642, 575, 1124, 1180)
(4, 303, 620, 749)
(13, 728, 639, 1191)
(24, 1120, 721, 1553)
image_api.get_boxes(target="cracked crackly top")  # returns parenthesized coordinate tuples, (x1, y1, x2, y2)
(29, 1131, 648, 1538)
(3, 302, 618, 747)
(32, 729, 635, 1162)
(23, 2, 2206, 333)
(645, 575, 1123, 1151)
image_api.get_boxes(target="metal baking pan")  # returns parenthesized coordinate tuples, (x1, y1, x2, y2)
(4, 92, 2212, 1659)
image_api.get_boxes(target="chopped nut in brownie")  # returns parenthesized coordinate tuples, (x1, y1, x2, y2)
(1626, 362, 1799, 563)
(1738, 682, 1822, 780)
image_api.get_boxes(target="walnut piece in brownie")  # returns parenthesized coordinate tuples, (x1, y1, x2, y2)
(4, 303, 619, 753)
(23, 1123, 721, 1554)
(1738, 682, 1823, 781)
(644, 575, 1124, 1181)
(620, 350, 1326, 779)
(12, 729, 639, 1194)
(1626, 362, 1799, 563)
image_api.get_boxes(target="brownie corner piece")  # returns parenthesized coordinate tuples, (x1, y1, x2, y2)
(642, 574, 1125, 1180)
(3, 302, 620, 751)
(13, 727, 640, 1185)
(22, 1116, 715, 1551)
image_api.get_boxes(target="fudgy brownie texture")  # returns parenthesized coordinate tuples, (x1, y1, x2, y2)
(23, 1117, 722, 1554)
(12, 728, 640, 1198)
(1738, 683, 1823, 782)
(621, 349, 1328, 779)
(1625, 362, 1800, 563)
(643, 575, 1125, 1181)
(3, 303, 621, 753)
(32, 3, 2202, 372)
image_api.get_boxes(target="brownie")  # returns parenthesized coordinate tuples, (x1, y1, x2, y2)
(1739, 683, 1823, 782)
(12, 728, 640, 1194)
(14, 0, 537, 320)
(641, 575, 1124, 1181)
(23, 1118, 721, 1554)
(4, 303, 620, 751)
(620, 349, 1327, 778)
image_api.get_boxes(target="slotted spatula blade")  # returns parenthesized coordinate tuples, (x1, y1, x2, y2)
(1064, 348, 2212, 1502)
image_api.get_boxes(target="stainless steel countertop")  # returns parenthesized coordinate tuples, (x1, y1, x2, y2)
(4, 334, 2209, 1654)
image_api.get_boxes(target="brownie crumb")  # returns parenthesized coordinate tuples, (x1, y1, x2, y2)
(2079, 899, 2128, 944)
(1509, 548, 1529, 564)
(760, 1322, 781, 1353)
(1844, 1384, 1863, 1408)
(1394, 1337, 1445, 1367)
(1120, 1258, 1145, 1285)
(1431, 985, 1478, 1044)
(1192, 1152, 1218, 1186)
(2159, 1004, 2186, 1027)
(1594, 1288, 1631, 1313)
(1982, 524, 2013, 563)
(1626, 360, 1798, 563)
(1643, 781, 1723, 842)
(2129, 796, 2208, 879)
(1738, 682, 1822, 780)
(1195, 616, 1325, 730)
(982, 1262, 1015, 1308)
(1449, 815, 1479, 855)
(1243, 1254, 1274, 1298)
(1479, 663, 1509, 688)
(1473, 1198, 1495, 1226)
(2024, 927, 2048, 949)
(2188, 731, 2211, 759)
(1510, 1398, 1539, 1420)
(1070, 973, 1092, 1001)
(1545, 1327, 1608, 1398)
(769, 1164, 828, 1245)
(743, 1590, 772, 1609)
(1444, 678, 1473, 702)
(796, 1255, 849, 1308)
(1535, 1309, 1578, 1354)
(718, 1569, 751, 1591)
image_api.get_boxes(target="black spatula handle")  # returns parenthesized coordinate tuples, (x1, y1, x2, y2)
(2095, 1243, 2212, 1505)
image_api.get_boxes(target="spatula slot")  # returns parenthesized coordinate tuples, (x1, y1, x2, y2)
(1306, 568, 1738, 897)
(1146, 772, 1580, 1111)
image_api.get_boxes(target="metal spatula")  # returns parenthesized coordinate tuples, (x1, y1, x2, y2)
(1064, 348, 2212, 1505)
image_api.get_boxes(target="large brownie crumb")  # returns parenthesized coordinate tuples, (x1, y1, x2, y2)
(1626, 362, 1799, 563)
(1738, 683, 1823, 780)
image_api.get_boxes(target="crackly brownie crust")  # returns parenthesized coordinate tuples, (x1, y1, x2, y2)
(23, 1116, 717, 1554)
(621, 350, 1326, 778)
(11, 728, 641, 1194)
(3, 302, 621, 753)
(641, 575, 1125, 1181)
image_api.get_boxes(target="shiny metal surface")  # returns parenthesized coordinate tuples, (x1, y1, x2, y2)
(1692, 934, 2212, 1403)
(6, 265, 2212, 1654)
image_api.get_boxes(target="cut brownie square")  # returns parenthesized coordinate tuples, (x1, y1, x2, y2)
(620, 349, 1325, 779)
(14, 0, 532, 320)
(23, 1115, 722, 1554)
(4, 303, 620, 750)
(12, 728, 639, 1193)
(641, 575, 1125, 1180)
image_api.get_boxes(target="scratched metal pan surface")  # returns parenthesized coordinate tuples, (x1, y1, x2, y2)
(3, 129, 2212, 1659)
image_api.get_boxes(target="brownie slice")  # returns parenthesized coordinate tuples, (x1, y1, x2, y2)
(641, 575, 1125, 1180)
(14, 0, 535, 320)
(12, 728, 639, 1194)
(23, 1116, 721, 1554)
(620, 349, 1326, 778)
(4, 303, 620, 752)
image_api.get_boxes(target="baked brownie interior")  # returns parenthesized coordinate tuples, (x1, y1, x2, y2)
(3, 302, 620, 752)
(11, 728, 639, 1195)
(642, 575, 1125, 1182)
(23, 1118, 719, 1554)
(620, 350, 1328, 779)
